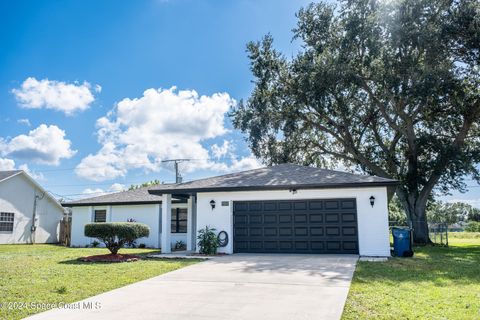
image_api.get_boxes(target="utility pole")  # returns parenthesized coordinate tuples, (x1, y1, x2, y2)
(161, 159, 191, 183)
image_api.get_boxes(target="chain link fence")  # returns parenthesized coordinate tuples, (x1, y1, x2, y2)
(389, 220, 452, 246)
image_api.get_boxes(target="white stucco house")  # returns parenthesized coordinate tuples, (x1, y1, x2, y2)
(65, 164, 398, 256)
(0, 170, 66, 244)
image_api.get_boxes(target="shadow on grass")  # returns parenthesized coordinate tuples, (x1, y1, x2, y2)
(355, 244, 480, 285)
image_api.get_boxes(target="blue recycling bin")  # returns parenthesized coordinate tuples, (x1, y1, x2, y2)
(392, 227, 412, 257)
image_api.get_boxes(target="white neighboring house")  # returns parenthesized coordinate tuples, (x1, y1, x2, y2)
(0, 170, 65, 244)
(66, 164, 398, 256)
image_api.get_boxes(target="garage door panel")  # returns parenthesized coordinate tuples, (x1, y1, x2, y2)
(249, 215, 262, 224)
(326, 227, 340, 236)
(264, 241, 278, 250)
(233, 199, 358, 254)
(234, 227, 248, 237)
(293, 201, 307, 210)
(263, 202, 277, 211)
(250, 241, 263, 250)
(234, 214, 248, 224)
(294, 214, 308, 223)
(309, 201, 323, 210)
(279, 227, 293, 236)
(294, 227, 308, 236)
(326, 241, 341, 250)
(341, 213, 356, 222)
(279, 214, 292, 223)
(264, 214, 277, 224)
(309, 214, 323, 223)
(343, 241, 358, 251)
(278, 202, 292, 211)
(249, 202, 263, 211)
(342, 227, 357, 236)
(279, 241, 293, 250)
(234, 202, 248, 212)
(341, 200, 356, 209)
(264, 227, 277, 236)
(250, 227, 263, 236)
(325, 213, 339, 223)
(310, 227, 324, 236)
(311, 241, 324, 250)
(235, 241, 248, 250)
(295, 241, 309, 250)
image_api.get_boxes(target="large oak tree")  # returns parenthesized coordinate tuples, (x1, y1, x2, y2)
(232, 0, 480, 243)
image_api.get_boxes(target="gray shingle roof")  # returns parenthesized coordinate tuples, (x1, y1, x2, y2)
(65, 164, 398, 206)
(0, 170, 22, 182)
(149, 163, 398, 194)
(62, 186, 164, 207)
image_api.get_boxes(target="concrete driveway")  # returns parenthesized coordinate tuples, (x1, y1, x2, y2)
(27, 254, 358, 320)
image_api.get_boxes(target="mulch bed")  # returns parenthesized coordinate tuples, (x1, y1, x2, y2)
(78, 254, 141, 263)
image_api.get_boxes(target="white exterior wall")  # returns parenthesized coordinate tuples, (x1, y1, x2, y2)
(196, 187, 390, 256)
(0, 174, 64, 244)
(110, 204, 160, 248)
(70, 206, 92, 247)
(159, 203, 188, 249)
(70, 203, 187, 249)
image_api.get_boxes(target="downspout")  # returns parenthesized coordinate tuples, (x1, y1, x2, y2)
(31, 192, 45, 244)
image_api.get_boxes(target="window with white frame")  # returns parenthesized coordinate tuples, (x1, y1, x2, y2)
(0, 212, 14, 232)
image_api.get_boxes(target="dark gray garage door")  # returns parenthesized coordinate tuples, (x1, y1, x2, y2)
(233, 199, 358, 254)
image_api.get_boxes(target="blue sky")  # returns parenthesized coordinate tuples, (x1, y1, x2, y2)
(0, 0, 478, 206)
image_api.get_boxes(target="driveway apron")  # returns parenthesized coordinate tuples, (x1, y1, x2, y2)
(26, 254, 358, 320)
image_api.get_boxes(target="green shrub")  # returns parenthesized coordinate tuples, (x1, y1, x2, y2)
(465, 221, 480, 232)
(84, 222, 150, 254)
(197, 226, 219, 255)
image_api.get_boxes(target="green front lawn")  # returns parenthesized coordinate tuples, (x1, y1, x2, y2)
(0, 245, 199, 320)
(343, 234, 480, 320)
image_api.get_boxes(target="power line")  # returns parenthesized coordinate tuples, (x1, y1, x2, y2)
(161, 159, 190, 183)
(22, 157, 235, 173)
(43, 180, 174, 188)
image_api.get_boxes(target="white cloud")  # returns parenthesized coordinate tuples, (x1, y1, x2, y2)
(109, 183, 126, 192)
(75, 142, 127, 181)
(12, 77, 99, 115)
(82, 187, 105, 196)
(75, 87, 261, 181)
(1, 124, 76, 165)
(81, 183, 126, 198)
(17, 118, 31, 126)
(0, 158, 16, 170)
(18, 164, 45, 181)
(211, 140, 233, 159)
(0, 158, 44, 181)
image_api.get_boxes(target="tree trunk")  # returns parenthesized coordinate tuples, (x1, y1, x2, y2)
(410, 212, 430, 244)
(106, 241, 120, 255)
(396, 190, 431, 244)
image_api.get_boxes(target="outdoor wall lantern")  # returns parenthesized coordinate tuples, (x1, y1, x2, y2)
(369, 196, 375, 207)
(210, 200, 216, 210)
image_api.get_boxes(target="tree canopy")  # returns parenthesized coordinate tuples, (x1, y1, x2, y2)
(232, 0, 480, 243)
(129, 179, 162, 191)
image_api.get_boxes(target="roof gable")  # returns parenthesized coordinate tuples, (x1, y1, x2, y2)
(62, 185, 163, 207)
(0, 170, 65, 212)
(65, 164, 398, 206)
(0, 170, 23, 183)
